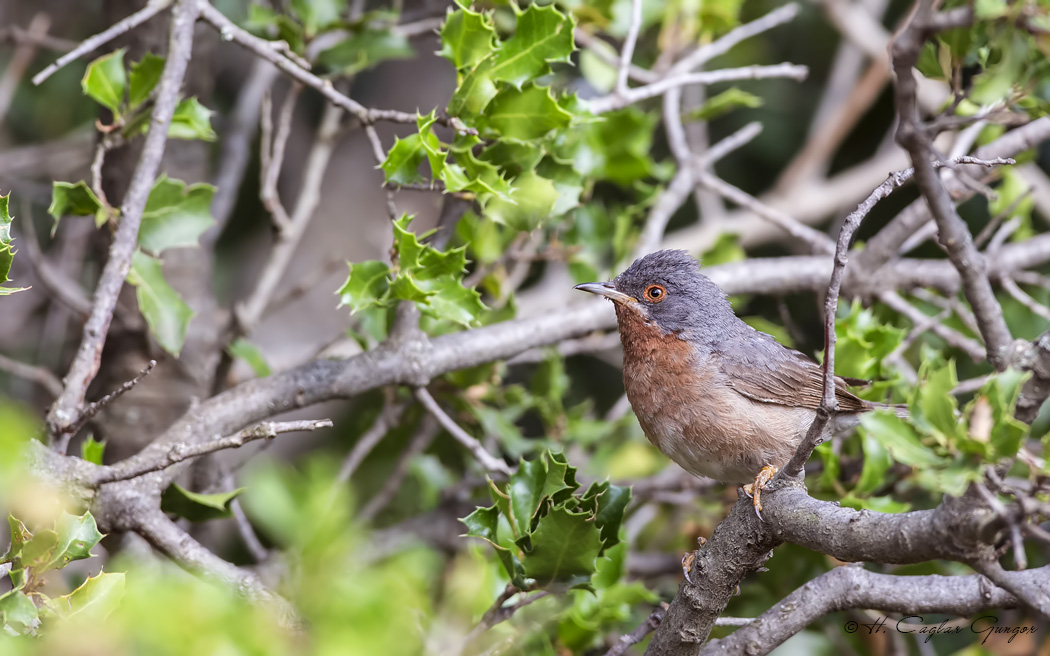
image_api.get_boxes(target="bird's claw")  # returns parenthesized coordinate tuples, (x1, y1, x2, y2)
(681, 551, 695, 585)
(744, 465, 779, 521)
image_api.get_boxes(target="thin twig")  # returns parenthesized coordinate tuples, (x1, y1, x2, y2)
(337, 399, 408, 483)
(65, 359, 157, 438)
(457, 586, 551, 655)
(359, 415, 439, 521)
(0, 352, 63, 397)
(260, 83, 301, 232)
(46, 0, 200, 451)
(90, 419, 333, 485)
(32, 0, 174, 86)
(880, 291, 987, 361)
(589, 63, 809, 114)
(574, 30, 657, 84)
(616, 0, 643, 97)
(668, 3, 800, 75)
(1001, 276, 1050, 323)
(414, 387, 511, 476)
(702, 122, 763, 165)
(604, 605, 667, 656)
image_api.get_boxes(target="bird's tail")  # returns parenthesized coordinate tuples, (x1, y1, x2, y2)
(869, 402, 910, 419)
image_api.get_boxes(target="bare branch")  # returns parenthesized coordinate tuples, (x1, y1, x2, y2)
(260, 83, 302, 233)
(669, 3, 800, 75)
(616, 0, 643, 97)
(359, 415, 439, 521)
(338, 398, 408, 483)
(879, 291, 987, 361)
(32, 0, 174, 86)
(90, 419, 332, 485)
(589, 64, 809, 114)
(700, 566, 1031, 656)
(47, 0, 201, 448)
(605, 605, 667, 656)
(0, 352, 63, 397)
(457, 585, 550, 655)
(1001, 276, 1050, 323)
(574, 30, 657, 84)
(65, 359, 157, 440)
(414, 387, 511, 477)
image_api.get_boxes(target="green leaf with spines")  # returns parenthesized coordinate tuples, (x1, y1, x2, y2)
(316, 28, 414, 75)
(48, 181, 106, 230)
(0, 192, 27, 295)
(0, 588, 38, 633)
(683, 87, 764, 122)
(855, 432, 892, 496)
(47, 511, 104, 571)
(127, 250, 194, 355)
(481, 85, 573, 140)
(977, 368, 1030, 458)
(910, 360, 962, 444)
(484, 170, 558, 231)
(520, 505, 603, 585)
(138, 176, 216, 254)
(168, 97, 217, 141)
(50, 571, 125, 621)
(81, 49, 126, 115)
(1, 516, 31, 564)
(161, 483, 245, 522)
(487, 4, 575, 89)
(81, 435, 106, 466)
(128, 53, 165, 109)
(381, 134, 427, 186)
(439, 4, 497, 70)
(336, 260, 392, 312)
(859, 411, 948, 468)
(416, 275, 486, 327)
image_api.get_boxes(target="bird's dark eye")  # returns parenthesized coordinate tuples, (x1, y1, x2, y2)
(644, 284, 666, 303)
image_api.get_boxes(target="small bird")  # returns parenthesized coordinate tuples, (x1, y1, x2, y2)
(575, 250, 905, 516)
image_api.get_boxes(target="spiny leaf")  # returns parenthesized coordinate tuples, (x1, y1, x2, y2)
(488, 4, 575, 88)
(1, 515, 31, 564)
(161, 483, 244, 522)
(47, 511, 105, 570)
(128, 53, 165, 109)
(0, 192, 27, 295)
(0, 588, 38, 633)
(82, 49, 126, 115)
(127, 250, 194, 355)
(381, 135, 427, 186)
(51, 571, 125, 621)
(859, 411, 948, 468)
(439, 4, 497, 70)
(482, 85, 573, 140)
(336, 260, 391, 313)
(169, 97, 217, 141)
(521, 505, 602, 585)
(48, 181, 105, 231)
(484, 170, 558, 231)
(139, 176, 216, 254)
(416, 276, 486, 327)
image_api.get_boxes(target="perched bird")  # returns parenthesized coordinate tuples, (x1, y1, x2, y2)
(574, 249, 905, 515)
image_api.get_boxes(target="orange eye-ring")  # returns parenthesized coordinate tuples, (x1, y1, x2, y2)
(644, 284, 666, 303)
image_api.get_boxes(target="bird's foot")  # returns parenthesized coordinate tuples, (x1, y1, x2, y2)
(680, 537, 708, 584)
(741, 465, 779, 521)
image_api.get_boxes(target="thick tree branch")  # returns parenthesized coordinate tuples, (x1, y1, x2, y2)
(701, 565, 1032, 655)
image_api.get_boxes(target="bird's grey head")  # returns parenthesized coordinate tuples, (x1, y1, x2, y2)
(574, 250, 736, 342)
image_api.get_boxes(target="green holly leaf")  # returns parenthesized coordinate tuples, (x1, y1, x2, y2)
(439, 4, 497, 69)
(978, 368, 1030, 458)
(484, 170, 558, 231)
(127, 250, 194, 355)
(0, 588, 38, 633)
(859, 411, 948, 468)
(462, 504, 527, 587)
(445, 144, 514, 201)
(336, 260, 391, 313)
(393, 214, 433, 269)
(585, 481, 631, 549)
(488, 4, 575, 88)
(82, 49, 126, 115)
(128, 53, 165, 109)
(228, 338, 272, 378)
(317, 28, 414, 75)
(482, 85, 573, 140)
(1, 516, 31, 564)
(855, 432, 892, 496)
(416, 276, 486, 327)
(390, 273, 432, 303)
(381, 135, 427, 186)
(161, 483, 244, 522)
(47, 511, 105, 571)
(447, 58, 500, 117)
(555, 107, 656, 187)
(168, 97, 216, 141)
(683, 87, 764, 122)
(50, 571, 125, 621)
(20, 529, 59, 574)
(48, 181, 105, 230)
(80, 435, 106, 466)
(290, 0, 346, 35)
(911, 361, 962, 444)
(0, 192, 27, 296)
(503, 452, 580, 537)
(521, 505, 602, 585)
(417, 111, 448, 179)
(835, 301, 906, 380)
(138, 176, 216, 254)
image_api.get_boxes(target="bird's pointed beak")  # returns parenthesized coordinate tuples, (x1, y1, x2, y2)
(573, 281, 637, 305)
